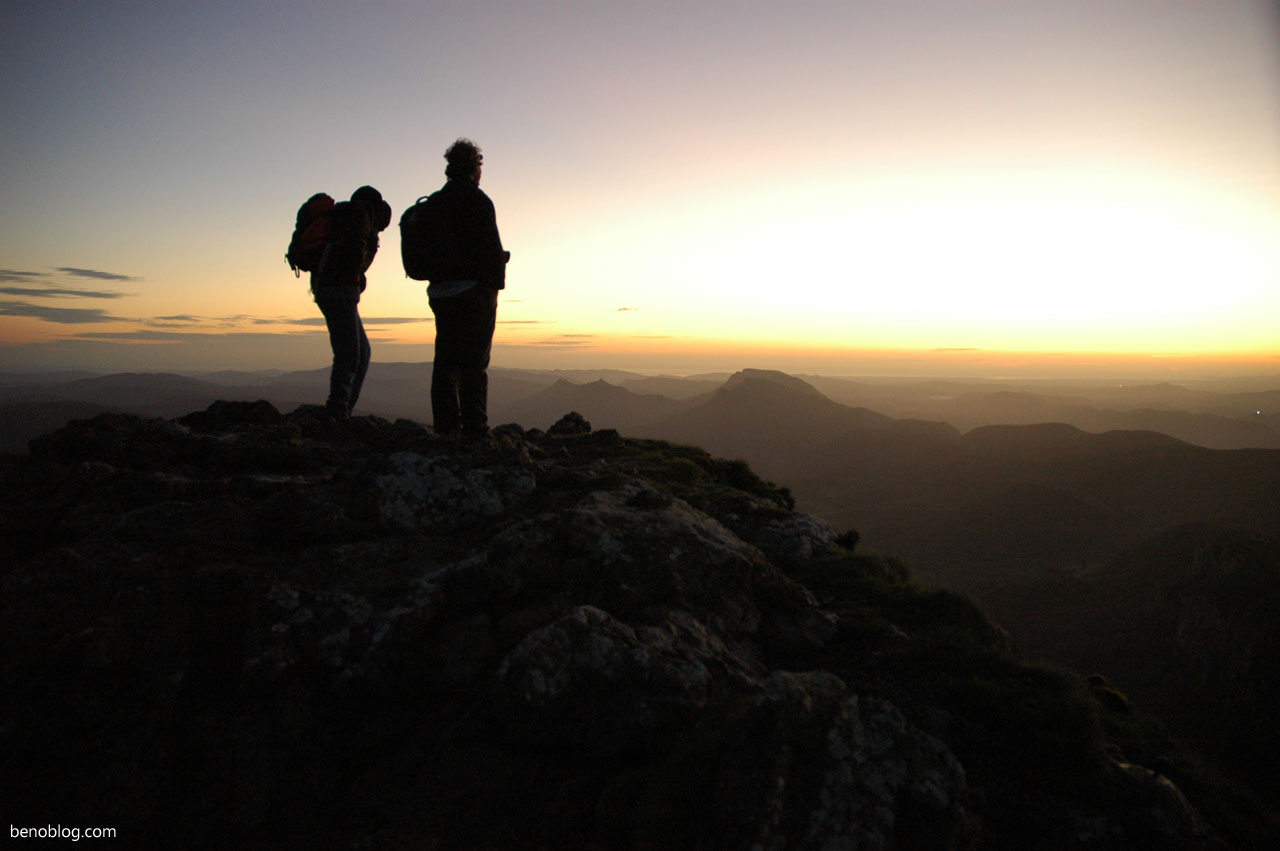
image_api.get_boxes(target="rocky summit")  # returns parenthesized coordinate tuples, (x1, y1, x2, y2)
(0, 401, 1267, 849)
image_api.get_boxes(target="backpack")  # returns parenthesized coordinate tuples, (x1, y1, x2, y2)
(285, 192, 335, 277)
(399, 193, 451, 281)
(322, 200, 377, 279)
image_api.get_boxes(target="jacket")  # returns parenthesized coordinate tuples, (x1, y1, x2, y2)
(428, 178, 507, 290)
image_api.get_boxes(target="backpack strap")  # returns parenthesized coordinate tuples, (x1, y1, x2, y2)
(316, 242, 333, 275)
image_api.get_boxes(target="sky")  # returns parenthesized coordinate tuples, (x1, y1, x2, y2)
(1, 0, 1278, 379)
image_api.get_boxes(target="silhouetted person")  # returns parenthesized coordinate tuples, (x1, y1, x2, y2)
(420, 138, 508, 437)
(312, 186, 391, 418)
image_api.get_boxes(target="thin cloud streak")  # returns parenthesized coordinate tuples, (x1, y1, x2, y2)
(0, 286, 130, 299)
(526, 334, 599, 348)
(0, 270, 50, 282)
(56, 267, 139, 282)
(0, 301, 115, 324)
(253, 316, 428, 327)
(73, 329, 326, 342)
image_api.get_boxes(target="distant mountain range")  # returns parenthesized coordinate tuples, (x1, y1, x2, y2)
(800, 375, 1280, 449)
(797, 419, 1280, 591)
(7, 362, 1277, 588)
(5, 362, 1277, 446)
(5, 366, 1279, 584)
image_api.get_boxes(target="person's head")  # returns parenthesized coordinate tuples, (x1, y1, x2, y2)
(444, 138, 483, 184)
(350, 185, 392, 231)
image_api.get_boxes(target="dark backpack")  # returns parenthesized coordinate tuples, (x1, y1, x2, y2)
(322, 200, 377, 279)
(399, 193, 451, 281)
(285, 193, 335, 277)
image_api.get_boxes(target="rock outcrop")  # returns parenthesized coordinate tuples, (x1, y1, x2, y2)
(0, 402, 1256, 849)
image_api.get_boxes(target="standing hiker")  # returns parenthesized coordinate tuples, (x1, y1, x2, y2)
(402, 139, 509, 437)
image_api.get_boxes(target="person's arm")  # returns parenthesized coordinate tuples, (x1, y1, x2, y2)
(477, 193, 507, 290)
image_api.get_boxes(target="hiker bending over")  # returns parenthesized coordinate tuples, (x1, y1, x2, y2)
(311, 186, 391, 418)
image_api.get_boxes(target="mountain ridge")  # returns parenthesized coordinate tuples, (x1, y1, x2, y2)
(3, 365, 1277, 453)
(3, 401, 1272, 847)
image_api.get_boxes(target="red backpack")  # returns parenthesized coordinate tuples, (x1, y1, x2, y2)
(285, 192, 336, 277)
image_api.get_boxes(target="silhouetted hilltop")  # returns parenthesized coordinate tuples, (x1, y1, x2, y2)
(503, 378, 694, 435)
(944, 392, 1280, 450)
(723, 367, 827, 396)
(0, 399, 120, 453)
(619, 374, 723, 399)
(653, 369, 894, 467)
(2, 402, 1273, 848)
(796, 420, 1280, 589)
(3, 371, 244, 418)
(802, 377, 1280, 450)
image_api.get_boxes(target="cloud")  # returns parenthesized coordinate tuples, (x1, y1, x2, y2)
(144, 320, 235, 330)
(73, 329, 325, 343)
(931, 347, 982, 352)
(617, 307, 638, 312)
(253, 317, 326, 327)
(0, 297, 427, 333)
(0, 268, 133, 298)
(525, 334, 599, 348)
(146, 314, 267, 328)
(0, 270, 50, 282)
(0, 286, 130, 299)
(0, 301, 115, 324)
(56, 267, 140, 282)
(364, 317, 429, 326)
(127, 313, 419, 332)
(0, 332, 336, 373)
(74, 330, 216, 342)
(252, 316, 428, 327)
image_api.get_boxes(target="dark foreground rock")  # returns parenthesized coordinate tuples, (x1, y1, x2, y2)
(0, 401, 1269, 849)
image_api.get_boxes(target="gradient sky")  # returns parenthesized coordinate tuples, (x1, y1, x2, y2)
(1, 0, 1278, 377)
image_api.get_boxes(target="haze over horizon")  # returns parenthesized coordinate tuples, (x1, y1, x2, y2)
(2, 0, 1278, 380)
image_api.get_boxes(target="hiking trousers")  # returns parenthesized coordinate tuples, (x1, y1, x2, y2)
(429, 286, 498, 435)
(314, 284, 371, 416)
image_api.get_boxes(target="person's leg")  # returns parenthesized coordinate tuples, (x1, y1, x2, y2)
(430, 361, 462, 434)
(458, 365, 489, 434)
(316, 287, 359, 416)
(429, 295, 464, 434)
(458, 288, 498, 434)
(348, 311, 371, 413)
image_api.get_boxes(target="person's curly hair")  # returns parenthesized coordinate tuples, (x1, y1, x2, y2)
(444, 138, 483, 179)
